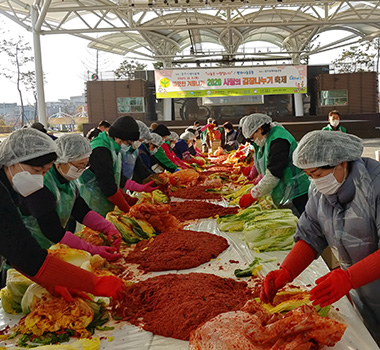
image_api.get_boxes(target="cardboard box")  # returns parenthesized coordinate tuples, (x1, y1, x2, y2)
(321, 247, 340, 270)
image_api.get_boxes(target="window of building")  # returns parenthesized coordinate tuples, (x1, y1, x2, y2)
(320, 90, 348, 106)
(117, 97, 145, 113)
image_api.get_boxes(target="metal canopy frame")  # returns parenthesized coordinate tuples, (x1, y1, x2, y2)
(1, 0, 380, 122)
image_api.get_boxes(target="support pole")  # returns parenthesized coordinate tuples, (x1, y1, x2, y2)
(292, 53, 304, 117)
(31, 6, 47, 126)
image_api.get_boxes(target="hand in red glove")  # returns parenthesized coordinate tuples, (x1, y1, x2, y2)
(26, 255, 126, 302)
(260, 267, 291, 304)
(260, 240, 316, 304)
(253, 173, 263, 185)
(122, 191, 138, 206)
(92, 275, 127, 300)
(239, 193, 256, 208)
(108, 189, 130, 213)
(247, 166, 258, 181)
(242, 166, 252, 177)
(309, 268, 353, 307)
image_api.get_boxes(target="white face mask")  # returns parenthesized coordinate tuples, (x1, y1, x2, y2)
(311, 168, 344, 195)
(61, 164, 85, 181)
(131, 140, 142, 150)
(11, 165, 44, 197)
(150, 148, 158, 155)
(120, 143, 131, 152)
(330, 119, 340, 128)
(254, 136, 266, 147)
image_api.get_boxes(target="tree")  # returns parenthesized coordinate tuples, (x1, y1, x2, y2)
(1, 33, 35, 126)
(332, 42, 376, 73)
(114, 59, 147, 79)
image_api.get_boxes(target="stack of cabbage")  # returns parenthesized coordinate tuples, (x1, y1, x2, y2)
(217, 208, 298, 252)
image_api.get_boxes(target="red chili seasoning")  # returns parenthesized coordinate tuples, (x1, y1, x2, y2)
(110, 273, 255, 340)
(125, 229, 229, 272)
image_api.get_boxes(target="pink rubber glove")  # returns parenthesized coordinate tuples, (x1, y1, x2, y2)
(253, 173, 263, 185)
(82, 211, 122, 249)
(247, 166, 258, 181)
(124, 179, 159, 193)
(309, 269, 353, 307)
(61, 232, 121, 261)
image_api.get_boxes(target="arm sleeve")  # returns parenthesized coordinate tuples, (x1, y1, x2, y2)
(294, 193, 329, 257)
(89, 147, 118, 197)
(21, 187, 66, 243)
(250, 169, 280, 198)
(132, 155, 153, 183)
(0, 182, 47, 276)
(267, 138, 290, 179)
(71, 196, 91, 223)
(153, 148, 178, 172)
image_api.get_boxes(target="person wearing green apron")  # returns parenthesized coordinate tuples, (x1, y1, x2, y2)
(0, 128, 125, 299)
(239, 113, 310, 216)
(79, 116, 140, 217)
(20, 133, 122, 260)
(322, 110, 347, 133)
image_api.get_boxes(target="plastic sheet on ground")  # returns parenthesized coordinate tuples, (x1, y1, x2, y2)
(0, 219, 379, 349)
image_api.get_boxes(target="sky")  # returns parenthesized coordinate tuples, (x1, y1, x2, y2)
(0, 15, 353, 105)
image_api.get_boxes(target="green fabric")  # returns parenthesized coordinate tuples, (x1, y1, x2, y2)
(78, 131, 121, 217)
(20, 167, 77, 249)
(322, 124, 347, 133)
(253, 126, 310, 205)
(153, 147, 177, 172)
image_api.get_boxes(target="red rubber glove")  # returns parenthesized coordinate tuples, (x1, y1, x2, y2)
(260, 267, 291, 304)
(310, 249, 380, 307)
(122, 191, 138, 206)
(107, 189, 130, 213)
(25, 254, 126, 302)
(247, 166, 259, 181)
(253, 173, 263, 185)
(241, 166, 252, 177)
(309, 269, 353, 307)
(260, 240, 316, 304)
(239, 193, 256, 208)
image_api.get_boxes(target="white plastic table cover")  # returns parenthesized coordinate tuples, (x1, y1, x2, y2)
(0, 218, 379, 350)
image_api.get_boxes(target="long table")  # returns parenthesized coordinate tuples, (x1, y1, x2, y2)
(0, 218, 379, 349)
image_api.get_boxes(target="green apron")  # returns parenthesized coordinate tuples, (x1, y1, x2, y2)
(253, 126, 310, 205)
(78, 131, 121, 217)
(21, 167, 77, 249)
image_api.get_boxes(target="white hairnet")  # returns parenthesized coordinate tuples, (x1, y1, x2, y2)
(241, 113, 272, 138)
(293, 130, 363, 169)
(167, 131, 179, 142)
(146, 133, 163, 147)
(0, 128, 57, 166)
(136, 120, 151, 141)
(180, 131, 195, 141)
(55, 133, 92, 164)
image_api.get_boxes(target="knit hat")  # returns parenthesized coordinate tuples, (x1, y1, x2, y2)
(152, 124, 171, 137)
(108, 116, 139, 141)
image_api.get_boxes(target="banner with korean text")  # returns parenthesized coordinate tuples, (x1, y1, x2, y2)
(155, 65, 307, 99)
